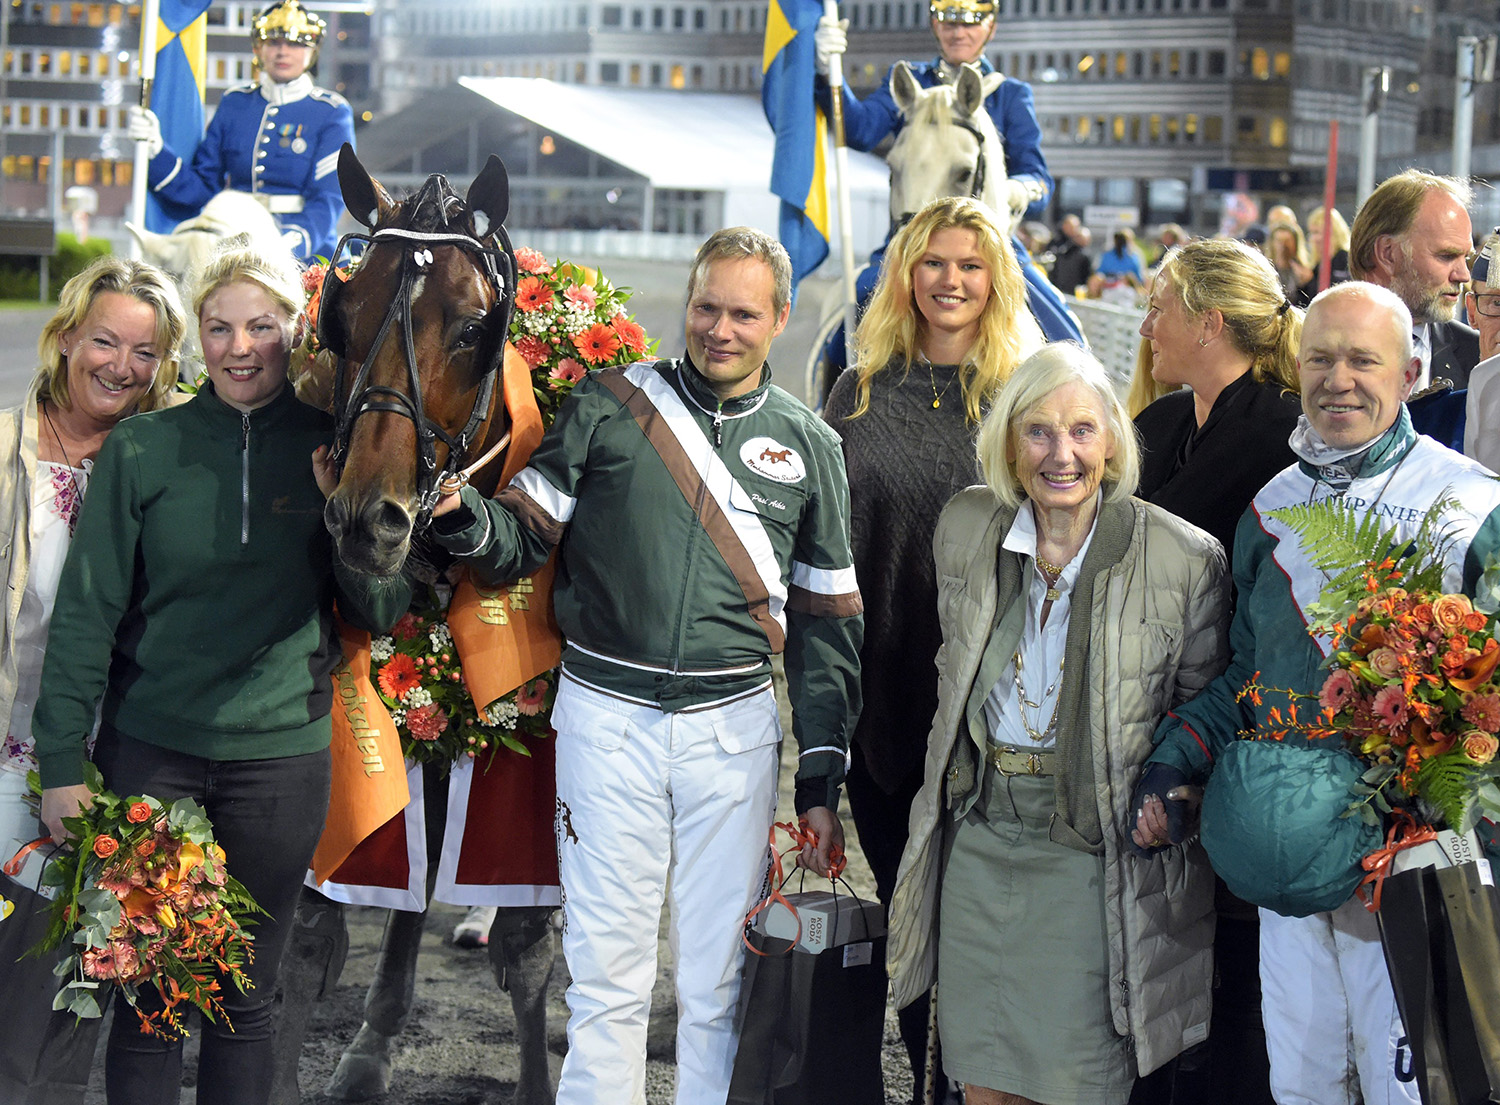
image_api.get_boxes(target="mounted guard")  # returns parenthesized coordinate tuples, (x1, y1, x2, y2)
(814, 0, 1083, 345)
(128, 0, 354, 262)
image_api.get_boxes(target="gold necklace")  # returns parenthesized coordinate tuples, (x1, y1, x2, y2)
(1035, 555, 1067, 602)
(927, 365, 956, 409)
(1012, 650, 1064, 741)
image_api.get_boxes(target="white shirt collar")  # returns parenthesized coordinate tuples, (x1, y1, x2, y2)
(1002, 494, 1101, 593)
(1412, 322, 1432, 391)
(259, 72, 313, 106)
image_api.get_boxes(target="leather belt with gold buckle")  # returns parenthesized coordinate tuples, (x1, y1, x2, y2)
(987, 744, 1056, 777)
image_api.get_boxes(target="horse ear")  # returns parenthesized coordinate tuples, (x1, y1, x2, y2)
(466, 155, 510, 240)
(891, 61, 922, 117)
(337, 143, 396, 229)
(953, 64, 987, 117)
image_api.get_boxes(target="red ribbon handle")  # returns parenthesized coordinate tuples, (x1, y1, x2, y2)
(741, 818, 849, 956)
(3, 835, 51, 878)
(1357, 811, 1440, 912)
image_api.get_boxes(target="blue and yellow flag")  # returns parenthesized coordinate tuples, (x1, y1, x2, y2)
(144, 0, 213, 232)
(762, 0, 830, 296)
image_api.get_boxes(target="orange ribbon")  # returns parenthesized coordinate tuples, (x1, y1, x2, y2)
(3, 835, 52, 878)
(1356, 810, 1440, 912)
(741, 818, 849, 956)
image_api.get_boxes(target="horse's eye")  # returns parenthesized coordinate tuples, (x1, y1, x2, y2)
(455, 321, 485, 348)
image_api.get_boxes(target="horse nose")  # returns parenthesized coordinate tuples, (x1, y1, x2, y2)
(363, 498, 413, 546)
(324, 493, 352, 541)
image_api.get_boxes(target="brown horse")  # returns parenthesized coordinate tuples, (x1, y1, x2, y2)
(318, 143, 518, 576)
(272, 147, 556, 1105)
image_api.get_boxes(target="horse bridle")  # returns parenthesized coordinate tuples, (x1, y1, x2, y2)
(955, 117, 988, 201)
(321, 223, 518, 525)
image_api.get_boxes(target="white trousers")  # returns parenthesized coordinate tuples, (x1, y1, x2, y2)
(1259, 899, 1420, 1105)
(551, 677, 781, 1105)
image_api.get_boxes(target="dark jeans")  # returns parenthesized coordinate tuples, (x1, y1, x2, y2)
(844, 743, 939, 1105)
(92, 727, 331, 1105)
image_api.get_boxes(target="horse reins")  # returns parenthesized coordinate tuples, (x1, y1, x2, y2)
(323, 223, 517, 525)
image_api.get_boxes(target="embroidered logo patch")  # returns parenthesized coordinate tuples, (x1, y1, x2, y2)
(740, 437, 806, 484)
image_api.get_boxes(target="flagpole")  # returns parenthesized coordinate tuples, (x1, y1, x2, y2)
(130, 0, 161, 260)
(822, 0, 858, 350)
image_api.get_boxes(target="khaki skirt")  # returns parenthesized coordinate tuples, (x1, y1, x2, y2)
(937, 771, 1133, 1105)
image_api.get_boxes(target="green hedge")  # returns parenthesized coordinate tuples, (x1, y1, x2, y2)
(0, 232, 113, 300)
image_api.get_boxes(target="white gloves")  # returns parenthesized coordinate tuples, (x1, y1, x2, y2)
(814, 16, 848, 78)
(127, 106, 163, 158)
(281, 229, 304, 253)
(1004, 179, 1033, 218)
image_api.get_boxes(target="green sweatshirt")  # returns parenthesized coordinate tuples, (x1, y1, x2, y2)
(33, 384, 412, 788)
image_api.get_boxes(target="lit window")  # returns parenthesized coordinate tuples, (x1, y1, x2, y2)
(671, 63, 685, 89)
(1270, 117, 1288, 146)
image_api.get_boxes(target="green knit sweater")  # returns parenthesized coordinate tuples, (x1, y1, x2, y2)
(33, 384, 411, 787)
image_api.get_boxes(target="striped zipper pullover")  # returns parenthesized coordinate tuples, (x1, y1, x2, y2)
(432, 357, 864, 810)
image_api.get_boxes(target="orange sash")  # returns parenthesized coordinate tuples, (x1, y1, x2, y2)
(311, 342, 557, 881)
(311, 620, 408, 882)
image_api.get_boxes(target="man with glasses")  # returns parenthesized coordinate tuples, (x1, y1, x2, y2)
(1348, 169, 1479, 393)
(1463, 230, 1500, 468)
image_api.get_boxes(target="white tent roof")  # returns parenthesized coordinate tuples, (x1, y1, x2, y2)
(458, 77, 890, 194)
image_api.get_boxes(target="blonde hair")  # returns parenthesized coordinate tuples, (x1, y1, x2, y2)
(1156, 238, 1303, 392)
(191, 236, 304, 332)
(1126, 336, 1174, 419)
(36, 256, 187, 414)
(1306, 205, 1350, 263)
(1349, 169, 1473, 280)
(977, 342, 1140, 508)
(850, 196, 1029, 423)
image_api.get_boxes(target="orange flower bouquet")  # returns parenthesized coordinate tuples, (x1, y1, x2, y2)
(1242, 496, 1500, 832)
(508, 246, 656, 424)
(25, 764, 263, 1039)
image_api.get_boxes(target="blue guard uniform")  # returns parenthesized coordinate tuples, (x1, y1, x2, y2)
(146, 73, 353, 262)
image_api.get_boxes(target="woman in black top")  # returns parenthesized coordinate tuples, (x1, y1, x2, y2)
(1132, 235, 1303, 1105)
(1135, 237, 1304, 566)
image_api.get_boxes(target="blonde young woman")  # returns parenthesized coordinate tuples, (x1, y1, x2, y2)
(822, 194, 1042, 1101)
(0, 257, 186, 1105)
(33, 242, 409, 1105)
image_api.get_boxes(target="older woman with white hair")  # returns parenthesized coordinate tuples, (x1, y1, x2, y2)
(884, 343, 1229, 1105)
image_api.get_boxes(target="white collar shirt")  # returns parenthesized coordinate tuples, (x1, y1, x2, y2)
(982, 497, 1100, 749)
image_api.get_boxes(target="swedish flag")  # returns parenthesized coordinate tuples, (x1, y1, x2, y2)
(145, 0, 213, 232)
(762, 0, 830, 296)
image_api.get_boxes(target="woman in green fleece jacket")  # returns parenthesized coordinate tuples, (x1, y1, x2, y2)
(30, 242, 410, 1105)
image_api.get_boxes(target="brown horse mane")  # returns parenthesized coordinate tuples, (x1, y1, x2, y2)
(383, 174, 480, 239)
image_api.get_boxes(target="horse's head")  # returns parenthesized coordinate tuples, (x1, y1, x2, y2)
(886, 61, 1008, 227)
(320, 144, 517, 577)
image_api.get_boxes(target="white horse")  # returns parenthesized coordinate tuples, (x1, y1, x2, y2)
(804, 62, 1046, 404)
(886, 61, 1019, 235)
(126, 190, 289, 281)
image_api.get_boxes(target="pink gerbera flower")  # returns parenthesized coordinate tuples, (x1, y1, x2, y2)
(516, 678, 549, 716)
(1318, 669, 1357, 714)
(549, 358, 586, 385)
(1372, 684, 1411, 730)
